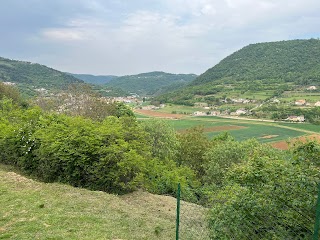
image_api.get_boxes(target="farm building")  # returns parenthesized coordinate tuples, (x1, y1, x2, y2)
(295, 99, 306, 106)
(286, 115, 305, 122)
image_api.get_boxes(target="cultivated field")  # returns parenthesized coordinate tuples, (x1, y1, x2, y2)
(134, 109, 320, 145)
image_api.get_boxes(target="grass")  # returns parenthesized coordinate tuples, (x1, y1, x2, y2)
(134, 113, 150, 119)
(0, 164, 209, 240)
(278, 122, 320, 132)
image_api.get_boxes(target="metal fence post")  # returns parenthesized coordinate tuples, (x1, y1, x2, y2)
(313, 183, 320, 240)
(176, 183, 181, 240)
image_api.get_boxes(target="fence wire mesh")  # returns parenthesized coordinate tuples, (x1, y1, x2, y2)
(176, 182, 320, 240)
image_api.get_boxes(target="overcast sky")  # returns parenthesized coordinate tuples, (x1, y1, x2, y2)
(1, 0, 320, 76)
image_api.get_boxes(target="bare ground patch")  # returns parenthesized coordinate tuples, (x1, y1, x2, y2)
(271, 134, 320, 150)
(260, 135, 279, 139)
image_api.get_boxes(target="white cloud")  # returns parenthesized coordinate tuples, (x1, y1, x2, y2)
(3, 0, 320, 75)
(42, 29, 86, 41)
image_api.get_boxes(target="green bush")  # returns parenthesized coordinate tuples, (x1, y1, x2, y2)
(208, 145, 319, 239)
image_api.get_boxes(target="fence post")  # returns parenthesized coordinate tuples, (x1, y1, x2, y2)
(176, 183, 181, 240)
(313, 183, 320, 240)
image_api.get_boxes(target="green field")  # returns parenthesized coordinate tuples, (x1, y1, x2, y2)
(134, 113, 150, 118)
(164, 117, 306, 143)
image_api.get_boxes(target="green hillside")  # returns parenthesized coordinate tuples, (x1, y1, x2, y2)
(68, 73, 117, 85)
(0, 57, 83, 97)
(194, 38, 320, 85)
(157, 39, 320, 105)
(106, 71, 197, 96)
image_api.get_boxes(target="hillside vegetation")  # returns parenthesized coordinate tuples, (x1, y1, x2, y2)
(194, 38, 320, 85)
(106, 71, 197, 96)
(68, 73, 117, 85)
(158, 39, 320, 105)
(2, 50, 320, 239)
(0, 57, 83, 97)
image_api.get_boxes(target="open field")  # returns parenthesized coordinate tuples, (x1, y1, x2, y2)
(0, 164, 209, 240)
(134, 109, 320, 144)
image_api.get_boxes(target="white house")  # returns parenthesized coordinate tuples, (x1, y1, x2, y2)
(286, 115, 305, 122)
(295, 99, 306, 106)
(193, 111, 207, 116)
(307, 86, 317, 90)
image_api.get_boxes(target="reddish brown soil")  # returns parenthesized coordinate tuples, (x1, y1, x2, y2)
(134, 109, 185, 119)
(271, 134, 320, 150)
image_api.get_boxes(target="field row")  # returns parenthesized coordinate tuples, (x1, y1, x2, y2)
(134, 109, 320, 148)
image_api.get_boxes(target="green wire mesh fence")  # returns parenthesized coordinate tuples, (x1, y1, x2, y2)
(175, 183, 211, 240)
(176, 183, 320, 240)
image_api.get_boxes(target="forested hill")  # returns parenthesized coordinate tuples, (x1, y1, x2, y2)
(193, 39, 320, 86)
(0, 57, 83, 96)
(155, 39, 320, 105)
(105, 71, 197, 96)
(68, 73, 117, 85)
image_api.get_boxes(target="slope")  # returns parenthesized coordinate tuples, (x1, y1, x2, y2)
(68, 73, 117, 85)
(106, 71, 197, 96)
(157, 39, 320, 104)
(0, 57, 83, 97)
(0, 164, 209, 239)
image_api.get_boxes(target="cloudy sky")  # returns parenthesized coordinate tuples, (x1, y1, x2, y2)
(1, 0, 320, 76)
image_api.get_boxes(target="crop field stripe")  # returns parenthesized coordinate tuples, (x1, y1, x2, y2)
(135, 110, 318, 144)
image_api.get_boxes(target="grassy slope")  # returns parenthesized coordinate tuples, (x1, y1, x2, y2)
(0, 164, 209, 240)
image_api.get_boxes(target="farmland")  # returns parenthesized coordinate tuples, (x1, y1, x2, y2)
(134, 109, 320, 145)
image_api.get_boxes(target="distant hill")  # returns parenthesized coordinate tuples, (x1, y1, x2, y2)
(68, 73, 117, 85)
(105, 71, 197, 96)
(0, 57, 83, 97)
(157, 39, 320, 104)
(193, 38, 320, 86)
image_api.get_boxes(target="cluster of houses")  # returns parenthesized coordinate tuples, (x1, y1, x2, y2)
(193, 109, 248, 117)
(294, 99, 320, 107)
(285, 115, 305, 122)
(2, 81, 16, 86)
(139, 104, 166, 110)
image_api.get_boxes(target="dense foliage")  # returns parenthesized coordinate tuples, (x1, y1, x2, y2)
(106, 71, 197, 96)
(0, 57, 83, 97)
(195, 39, 320, 86)
(157, 39, 320, 105)
(68, 73, 117, 85)
(1, 85, 320, 238)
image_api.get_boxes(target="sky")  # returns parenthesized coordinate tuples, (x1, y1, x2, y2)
(1, 0, 320, 76)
